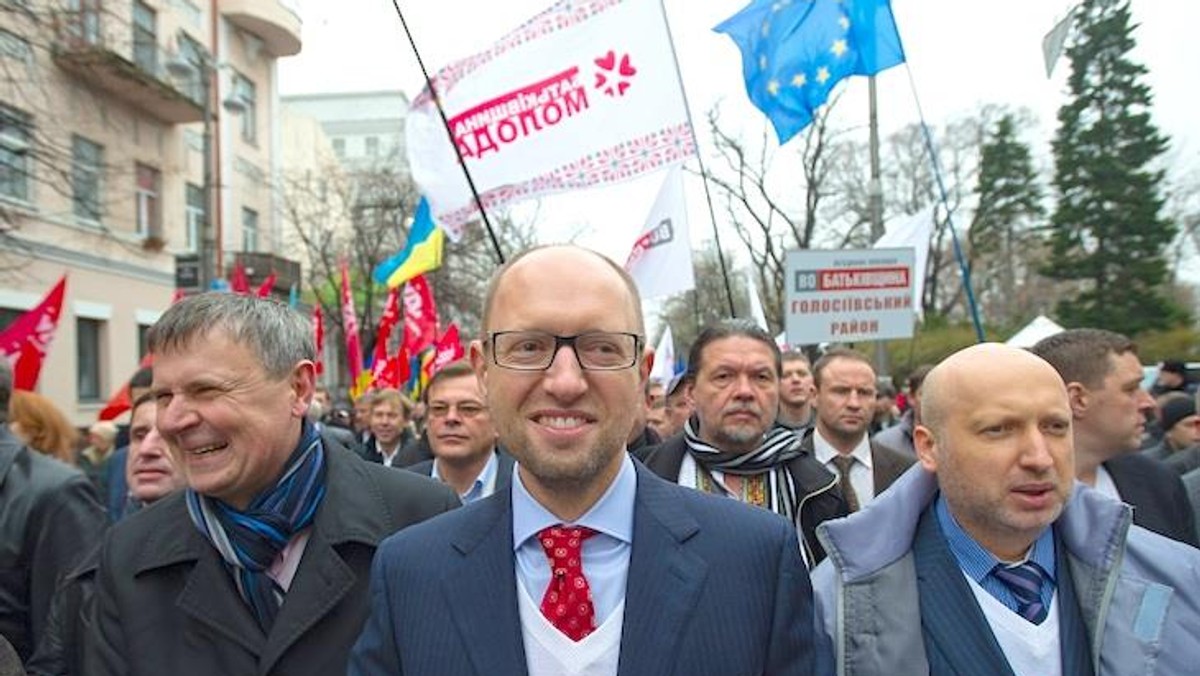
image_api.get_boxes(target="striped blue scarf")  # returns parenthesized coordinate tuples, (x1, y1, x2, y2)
(185, 421, 327, 631)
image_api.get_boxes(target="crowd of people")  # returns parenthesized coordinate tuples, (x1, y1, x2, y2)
(0, 243, 1197, 675)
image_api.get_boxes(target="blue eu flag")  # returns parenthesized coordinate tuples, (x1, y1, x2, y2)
(715, 0, 906, 144)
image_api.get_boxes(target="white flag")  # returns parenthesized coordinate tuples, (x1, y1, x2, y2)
(625, 166, 694, 299)
(873, 205, 936, 318)
(745, 270, 769, 331)
(649, 325, 675, 386)
(1042, 6, 1077, 78)
(407, 0, 697, 240)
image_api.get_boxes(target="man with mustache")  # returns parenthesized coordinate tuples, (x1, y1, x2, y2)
(642, 320, 847, 566)
(812, 343, 1200, 676)
(808, 348, 913, 513)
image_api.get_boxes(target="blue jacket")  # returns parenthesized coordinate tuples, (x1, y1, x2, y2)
(812, 466, 1200, 676)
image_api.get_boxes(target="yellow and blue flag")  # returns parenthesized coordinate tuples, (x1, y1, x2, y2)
(374, 198, 445, 288)
(716, 0, 906, 144)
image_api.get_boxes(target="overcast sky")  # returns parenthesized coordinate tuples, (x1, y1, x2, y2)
(278, 0, 1200, 267)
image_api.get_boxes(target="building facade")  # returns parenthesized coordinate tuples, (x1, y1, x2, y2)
(0, 0, 300, 425)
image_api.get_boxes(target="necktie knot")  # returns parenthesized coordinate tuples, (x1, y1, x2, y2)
(992, 561, 1050, 624)
(537, 525, 597, 641)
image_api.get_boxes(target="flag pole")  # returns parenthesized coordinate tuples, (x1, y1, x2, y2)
(389, 0, 506, 265)
(654, 0, 737, 318)
(867, 76, 890, 376)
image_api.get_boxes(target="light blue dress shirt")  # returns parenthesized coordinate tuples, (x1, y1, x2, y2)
(511, 453, 636, 624)
(431, 450, 499, 504)
(936, 494, 1057, 615)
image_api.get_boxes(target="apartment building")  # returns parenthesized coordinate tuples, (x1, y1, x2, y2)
(0, 0, 300, 425)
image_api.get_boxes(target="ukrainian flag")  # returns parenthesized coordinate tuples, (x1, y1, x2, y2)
(374, 198, 445, 288)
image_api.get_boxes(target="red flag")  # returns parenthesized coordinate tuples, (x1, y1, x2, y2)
(255, 271, 277, 298)
(312, 305, 325, 376)
(430, 323, 465, 377)
(340, 261, 364, 387)
(373, 287, 401, 362)
(402, 275, 439, 355)
(230, 261, 251, 294)
(98, 354, 154, 421)
(0, 275, 67, 391)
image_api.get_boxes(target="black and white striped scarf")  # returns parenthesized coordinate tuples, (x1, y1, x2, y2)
(683, 417, 803, 523)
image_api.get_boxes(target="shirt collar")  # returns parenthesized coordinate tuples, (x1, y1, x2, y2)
(512, 452, 637, 552)
(431, 450, 499, 503)
(813, 428, 873, 468)
(935, 493, 1056, 584)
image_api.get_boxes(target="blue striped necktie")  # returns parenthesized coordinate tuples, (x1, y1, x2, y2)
(992, 562, 1049, 624)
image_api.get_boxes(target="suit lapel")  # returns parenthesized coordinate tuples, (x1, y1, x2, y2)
(617, 467, 707, 676)
(912, 507, 1015, 676)
(870, 443, 910, 495)
(176, 544, 266, 657)
(443, 493, 529, 676)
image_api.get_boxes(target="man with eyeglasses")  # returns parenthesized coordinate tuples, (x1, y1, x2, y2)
(407, 359, 513, 503)
(351, 245, 814, 676)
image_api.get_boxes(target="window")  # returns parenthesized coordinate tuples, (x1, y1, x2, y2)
(72, 135, 103, 221)
(0, 104, 31, 202)
(175, 32, 206, 105)
(76, 317, 103, 401)
(64, 0, 101, 47)
(137, 323, 151, 361)
(242, 207, 258, 252)
(233, 73, 257, 144)
(365, 136, 379, 157)
(0, 29, 33, 66)
(331, 137, 345, 159)
(185, 182, 204, 252)
(132, 2, 157, 74)
(135, 163, 161, 238)
(0, 307, 21, 331)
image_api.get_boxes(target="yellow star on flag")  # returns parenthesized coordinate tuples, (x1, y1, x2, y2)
(839, 16, 850, 30)
(759, 54, 768, 71)
(831, 39, 848, 58)
(791, 73, 807, 87)
(767, 79, 781, 95)
(816, 66, 831, 84)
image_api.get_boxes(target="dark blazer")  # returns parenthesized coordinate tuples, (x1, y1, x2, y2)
(359, 429, 418, 467)
(640, 434, 848, 565)
(407, 448, 515, 495)
(798, 429, 914, 500)
(911, 506, 1093, 676)
(0, 427, 105, 662)
(84, 442, 460, 676)
(349, 462, 815, 675)
(1105, 453, 1199, 547)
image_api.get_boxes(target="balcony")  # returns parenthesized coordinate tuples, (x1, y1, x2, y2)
(220, 0, 301, 58)
(233, 251, 302, 299)
(52, 11, 204, 124)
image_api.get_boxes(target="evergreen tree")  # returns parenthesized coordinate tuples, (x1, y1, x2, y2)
(969, 113, 1045, 324)
(1044, 0, 1186, 335)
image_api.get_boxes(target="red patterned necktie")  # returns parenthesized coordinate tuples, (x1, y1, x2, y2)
(537, 524, 598, 641)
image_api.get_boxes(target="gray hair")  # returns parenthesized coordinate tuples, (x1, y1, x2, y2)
(146, 293, 315, 379)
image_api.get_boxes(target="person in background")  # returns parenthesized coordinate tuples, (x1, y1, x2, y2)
(75, 421, 117, 508)
(8, 392, 78, 465)
(103, 367, 153, 522)
(0, 360, 105, 665)
(360, 389, 416, 468)
(776, 350, 816, 433)
(869, 383, 901, 435)
(874, 364, 934, 458)
(657, 375, 693, 440)
(1150, 359, 1196, 397)
(28, 389, 186, 675)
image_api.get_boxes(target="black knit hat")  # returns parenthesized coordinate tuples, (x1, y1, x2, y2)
(1160, 396, 1196, 432)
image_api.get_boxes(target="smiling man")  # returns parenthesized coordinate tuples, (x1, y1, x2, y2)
(812, 343, 1200, 676)
(86, 293, 458, 676)
(351, 245, 815, 676)
(407, 359, 512, 503)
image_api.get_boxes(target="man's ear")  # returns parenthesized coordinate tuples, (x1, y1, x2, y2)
(914, 424, 938, 473)
(1066, 382, 1089, 420)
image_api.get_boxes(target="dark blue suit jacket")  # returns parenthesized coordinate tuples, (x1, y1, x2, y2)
(349, 461, 815, 675)
(912, 506, 1093, 676)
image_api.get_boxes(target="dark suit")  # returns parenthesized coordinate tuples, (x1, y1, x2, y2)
(359, 429, 417, 467)
(800, 430, 914, 502)
(407, 449, 515, 497)
(911, 506, 1093, 676)
(84, 443, 460, 676)
(349, 462, 815, 675)
(1105, 453, 1198, 547)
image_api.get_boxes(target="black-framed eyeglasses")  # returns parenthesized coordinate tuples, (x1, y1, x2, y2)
(488, 330, 643, 371)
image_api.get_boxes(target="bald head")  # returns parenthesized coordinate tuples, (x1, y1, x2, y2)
(921, 343, 1068, 437)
